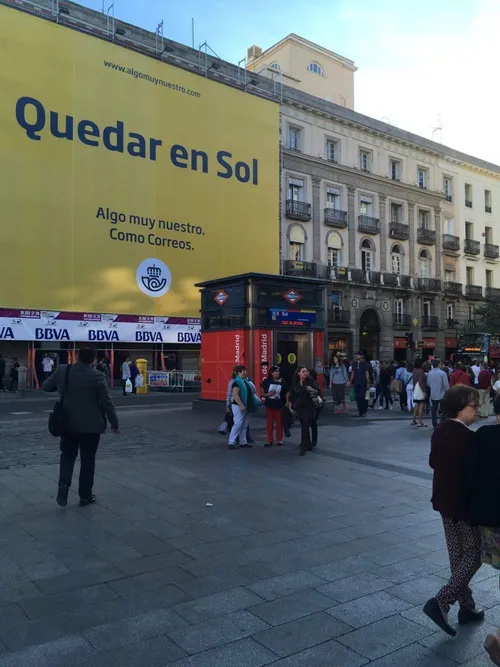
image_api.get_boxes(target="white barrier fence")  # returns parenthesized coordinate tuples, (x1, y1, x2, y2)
(147, 370, 201, 392)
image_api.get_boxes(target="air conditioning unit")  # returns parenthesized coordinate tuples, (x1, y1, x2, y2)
(247, 45, 262, 61)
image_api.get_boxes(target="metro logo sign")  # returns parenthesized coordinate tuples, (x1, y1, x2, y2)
(283, 289, 301, 305)
(214, 291, 228, 306)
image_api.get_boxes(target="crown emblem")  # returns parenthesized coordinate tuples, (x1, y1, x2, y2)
(147, 265, 162, 277)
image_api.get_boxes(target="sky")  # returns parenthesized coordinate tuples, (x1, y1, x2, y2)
(79, 0, 499, 164)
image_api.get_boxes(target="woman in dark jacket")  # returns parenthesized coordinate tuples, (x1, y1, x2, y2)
(288, 366, 321, 456)
(423, 385, 483, 637)
(411, 358, 428, 427)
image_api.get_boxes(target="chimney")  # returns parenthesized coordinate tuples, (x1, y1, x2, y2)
(247, 45, 262, 62)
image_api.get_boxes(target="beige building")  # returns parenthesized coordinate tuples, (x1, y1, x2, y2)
(246, 34, 356, 110)
(262, 36, 500, 361)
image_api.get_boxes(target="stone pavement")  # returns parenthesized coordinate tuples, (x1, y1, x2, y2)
(0, 406, 498, 666)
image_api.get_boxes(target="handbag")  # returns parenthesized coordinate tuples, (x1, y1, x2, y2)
(390, 378, 402, 393)
(413, 382, 425, 401)
(312, 394, 323, 409)
(48, 365, 72, 438)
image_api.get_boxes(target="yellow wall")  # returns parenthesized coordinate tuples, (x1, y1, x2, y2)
(0, 6, 279, 316)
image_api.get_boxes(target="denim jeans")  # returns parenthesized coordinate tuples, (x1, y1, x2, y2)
(229, 405, 249, 445)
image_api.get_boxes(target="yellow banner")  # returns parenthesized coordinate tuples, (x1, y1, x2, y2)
(0, 6, 279, 316)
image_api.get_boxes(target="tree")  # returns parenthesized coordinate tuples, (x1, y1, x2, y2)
(475, 299, 500, 334)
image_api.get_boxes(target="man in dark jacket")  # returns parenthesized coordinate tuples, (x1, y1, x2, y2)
(350, 351, 370, 417)
(42, 345, 119, 507)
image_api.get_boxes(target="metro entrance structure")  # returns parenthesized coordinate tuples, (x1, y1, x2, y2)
(196, 273, 328, 401)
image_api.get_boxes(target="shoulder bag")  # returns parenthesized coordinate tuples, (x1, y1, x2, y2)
(48, 365, 72, 438)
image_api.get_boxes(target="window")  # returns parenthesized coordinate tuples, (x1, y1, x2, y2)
(289, 227, 305, 261)
(327, 234, 342, 268)
(390, 159, 401, 181)
(288, 126, 301, 152)
(359, 150, 372, 173)
(447, 303, 454, 321)
(307, 62, 323, 75)
(359, 195, 373, 217)
(443, 177, 453, 201)
(288, 177, 303, 201)
(466, 266, 474, 286)
(391, 245, 403, 275)
(419, 249, 430, 278)
(465, 221, 473, 240)
(445, 269, 456, 282)
(468, 304, 475, 321)
(486, 270, 493, 288)
(485, 226, 493, 244)
(326, 139, 339, 163)
(423, 300, 431, 319)
(465, 183, 472, 207)
(270, 62, 280, 70)
(326, 186, 341, 210)
(419, 209, 430, 229)
(417, 167, 428, 189)
(485, 189, 492, 213)
(443, 216, 455, 235)
(361, 239, 373, 272)
(390, 203, 402, 222)
(394, 298, 404, 323)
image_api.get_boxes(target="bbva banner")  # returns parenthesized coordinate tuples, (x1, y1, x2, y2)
(0, 310, 201, 344)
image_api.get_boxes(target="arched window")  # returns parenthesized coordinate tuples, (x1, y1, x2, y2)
(270, 62, 280, 70)
(289, 227, 305, 261)
(307, 62, 323, 76)
(327, 233, 342, 269)
(391, 244, 403, 275)
(361, 239, 373, 272)
(419, 249, 431, 278)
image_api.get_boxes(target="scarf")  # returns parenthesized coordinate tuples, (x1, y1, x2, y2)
(234, 376, 258, 410)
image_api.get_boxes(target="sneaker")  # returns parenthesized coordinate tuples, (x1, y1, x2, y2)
(423, 598, 456, 636)
(277, 442, 284, 447)
(247, 438, 255, 444)
(264, 443, 273, 448)
(378, 406, 383, 410)
(56, 484, 69, 507)
(343, 404, 348, 413)
(284, 428, 291, 438)
(335, 408, 340, 415)
(79, 495, 96, 507)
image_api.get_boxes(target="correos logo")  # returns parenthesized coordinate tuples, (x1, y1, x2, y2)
(136, 258, 171, 298)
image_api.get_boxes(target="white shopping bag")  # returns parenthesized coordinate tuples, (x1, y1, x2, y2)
(125, 379, 133, 394)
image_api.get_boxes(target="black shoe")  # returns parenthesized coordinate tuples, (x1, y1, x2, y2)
(458, 607, 485, 625)
(299, 448, 306, 456)
(79, 495, 96, 507)
(240, 444, 253, 448)
(306, 444, 313, 451)
(56, 484, 69, 507)
(247, 438, 255, 444)
(423, 598, 456, 636)
(284, 428, 291, 438)
(312, 442, 317, 448)
(264, 443, 273, 448)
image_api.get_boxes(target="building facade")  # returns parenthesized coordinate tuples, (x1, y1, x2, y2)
(258, 35, 500, 361)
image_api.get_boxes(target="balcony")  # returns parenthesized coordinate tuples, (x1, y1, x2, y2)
(283, 260, 318, 278)
(485, 243, 500, 259)
(393, 313, 412, 328)
(446, 318, 456, 329)
(445, 194, 452, 202)
(383, 272, 399, 287)
(444, 281, 463, 295)
(399, 275, 412, 290)
(389, 222, 409, 240)
(286, 200, 311, 221)
(486, 205, 492, 213)
(422, 315, 439, 329)
(417, 228, 436, 245)
(329, 265, 349, 281)
(465, 285, 483, 299)
(357, 215, 380, 234)
(418, 277, 442, 292)
(328, 309, 350, 326)
(442, 234, 460, 252)
(324, 208, 348, 228)
(486, 287, 500, 300)
(465, 200, 473, 208)
(464, 238, 481, 255)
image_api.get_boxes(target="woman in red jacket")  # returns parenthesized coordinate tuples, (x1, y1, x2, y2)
(423, 384, 483, 636)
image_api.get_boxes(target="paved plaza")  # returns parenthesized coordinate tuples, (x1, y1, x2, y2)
(0, 398, 498, 666)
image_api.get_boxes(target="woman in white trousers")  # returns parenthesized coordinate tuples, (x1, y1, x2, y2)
(229, 365, 254, 449)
